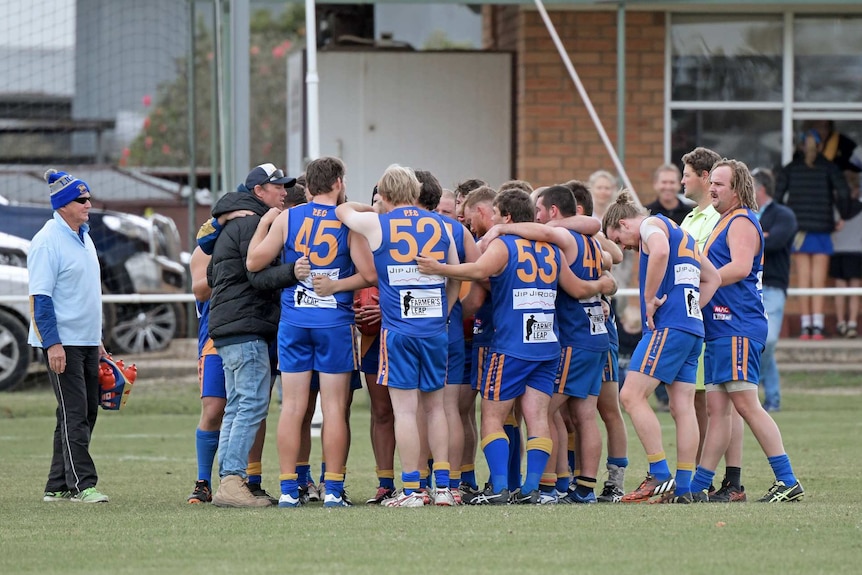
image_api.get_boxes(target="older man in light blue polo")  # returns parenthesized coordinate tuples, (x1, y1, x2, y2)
(29, 169, 109, 504)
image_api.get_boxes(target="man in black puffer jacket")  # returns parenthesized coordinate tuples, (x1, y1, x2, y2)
(202, 163, 309, 508)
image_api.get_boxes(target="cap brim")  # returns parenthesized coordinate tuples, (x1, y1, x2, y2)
(270, 176, 296, 187)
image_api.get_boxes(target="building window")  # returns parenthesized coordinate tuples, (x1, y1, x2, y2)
(671, 15, 783, 103)
(669, 12, 862, 172)
(671, 109, 782, 172)
(794, 16, 862, 103)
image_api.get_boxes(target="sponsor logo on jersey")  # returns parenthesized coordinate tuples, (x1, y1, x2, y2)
(674, 263, 700, 286)
(512, 288, 556, 310)
(400, 288, 443, 318)
(684, 287, 702, 320)
(387, 265, 443, 286)
(712, 304, 731, 321)
(522, 312, 557, 343)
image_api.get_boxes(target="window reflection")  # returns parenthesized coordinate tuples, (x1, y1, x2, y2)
(794, 17, 862, 103)
(671, 15, 783, 102)
(671, 110, 782, 171)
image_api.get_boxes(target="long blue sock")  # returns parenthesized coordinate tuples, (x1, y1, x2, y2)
(324, 472, 344, 497)
(296, 463, 311, 486)
(279, 474, 299, 498)
(647, 452, 672, 483)
(319, 462, 326, 484)
(504, 424, 522, 491)
(768, 454, 797, 485)
(377, 469, 396, 490)
(481, 433, 510, 494)
(433, 463, 450, 491)
(675, 464, 694, 496)
(195, 428, 219, 484)
(402, 470, 421, 495)
(690, 465, 716, 493)
(555, 475, 571, 493)
(522, 437, 553, 494)
(461, 466, 478, 490)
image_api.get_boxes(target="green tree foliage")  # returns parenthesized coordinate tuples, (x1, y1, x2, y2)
(125, 6, 304, 168)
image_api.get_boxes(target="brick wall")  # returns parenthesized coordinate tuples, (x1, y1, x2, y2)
(484, 7, 665, 202)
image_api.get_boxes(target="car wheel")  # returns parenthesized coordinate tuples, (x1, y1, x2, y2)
(105, 302, 177, 354)
(0, 309, 30, 392)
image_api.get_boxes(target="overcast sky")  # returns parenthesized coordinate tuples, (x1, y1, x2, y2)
(0, 0, 75, 47)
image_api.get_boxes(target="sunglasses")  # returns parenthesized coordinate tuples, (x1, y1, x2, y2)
(71, 196, 92, 204)
(267, 169, 285, 182)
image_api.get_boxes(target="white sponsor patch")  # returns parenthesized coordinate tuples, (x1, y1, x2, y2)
(294, 287, 336, 309)
(586, 305, 608, 335)
(400, 288, 443, 319)
(522, 312, 557, 344)
(684, 287, 702, 320)
(674, 263, 700, 286)
(387, 264, 443, 286)
(512, 287, 557, 310)
(293, 269, 339, 309)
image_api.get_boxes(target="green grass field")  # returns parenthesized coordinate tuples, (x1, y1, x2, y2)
(1, 371, 860, 574)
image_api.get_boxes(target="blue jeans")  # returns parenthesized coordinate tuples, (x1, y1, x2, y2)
(216, 339, 272, 478)
(761, 287, 786, 409)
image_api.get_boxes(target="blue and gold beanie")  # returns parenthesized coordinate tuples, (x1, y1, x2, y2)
(44, 168, 90, 210)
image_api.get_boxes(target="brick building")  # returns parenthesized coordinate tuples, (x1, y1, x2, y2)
(481, 3, 861, 203)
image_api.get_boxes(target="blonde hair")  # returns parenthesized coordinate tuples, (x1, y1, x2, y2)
(377, 164, 420, 206)
(712, 159, 758, 211)
(462, 185, 497, 210)
(498, 179, 534, 195)
(602, 190, 647, 234)
(588, 170, 617, 191)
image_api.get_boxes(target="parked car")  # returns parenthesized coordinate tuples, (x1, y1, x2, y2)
(0, 232, 33, 391)
(0, 203, 187, 355)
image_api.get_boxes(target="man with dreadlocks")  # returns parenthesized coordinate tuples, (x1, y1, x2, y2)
(688, 159, 804, 503)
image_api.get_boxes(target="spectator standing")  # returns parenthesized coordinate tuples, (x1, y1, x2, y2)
(645, 164, 692, 225)
(587, 170, 617, 221)
(31, 169, 109, 503)
(830, 193, 862, 339)
(776, 130, 852, 339)
(752, 168, 798, 412)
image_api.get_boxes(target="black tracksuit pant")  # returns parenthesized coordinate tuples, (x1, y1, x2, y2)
(43, 346, 101, 494)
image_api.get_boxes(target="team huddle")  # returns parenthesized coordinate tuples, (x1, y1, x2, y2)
(187, 150, 803, 509)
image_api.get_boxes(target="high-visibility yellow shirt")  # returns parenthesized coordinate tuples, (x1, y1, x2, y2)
(681, 203, 720, 249)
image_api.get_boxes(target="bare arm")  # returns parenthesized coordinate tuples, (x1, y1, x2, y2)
(460, 282, 487, 319)
(335, 202, 382, 250)
(190, 246, 212, 302)
(314, 273, 370, 297)
(416, 238, 508, 281)
(483, 222, 579, 264)
(462, 227, 480, 264)
(246, 208, 285, 272)
(546, 214, 601, 236)
(642, 221, 670, 330)
(717, 217, 761, 286)
(444, 227, 462, 315)
(557, 256, 616, 299)
(595, 231, 623, 265)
